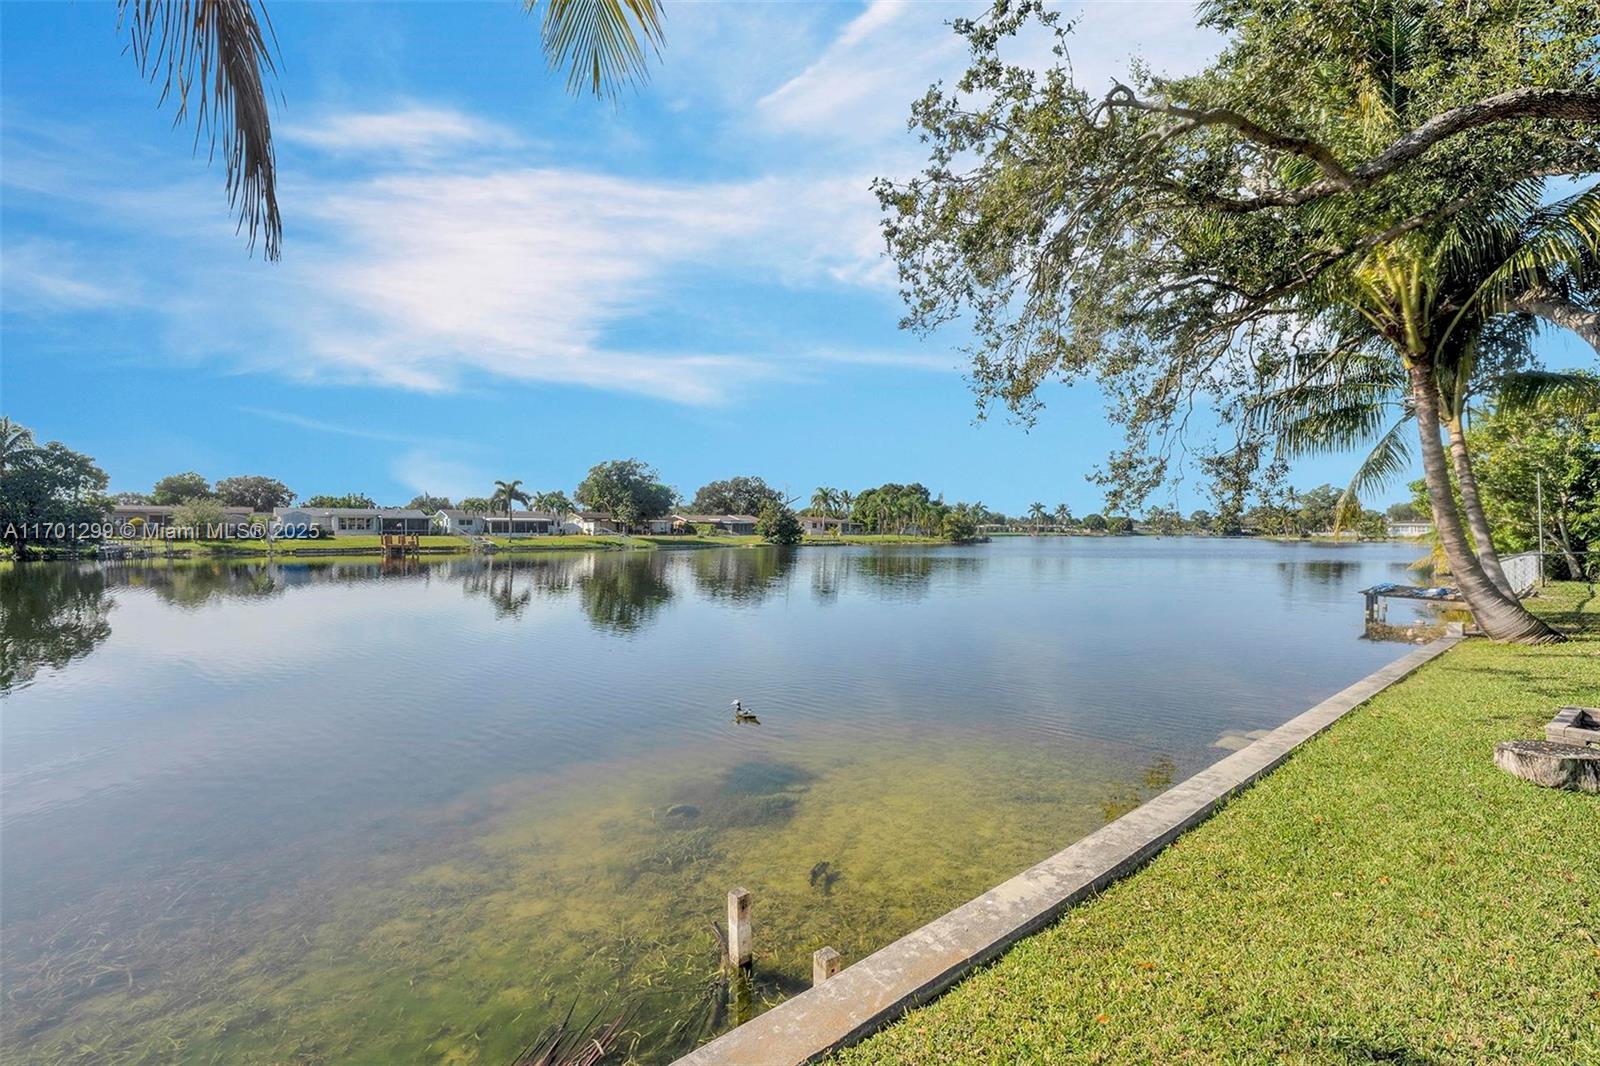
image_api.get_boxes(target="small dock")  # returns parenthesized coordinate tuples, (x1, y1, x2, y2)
(1359, 582, 1462, 624)
(381, 533, 421, 558)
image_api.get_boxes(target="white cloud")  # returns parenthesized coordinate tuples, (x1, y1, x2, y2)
(281, 106, 517, 158)
(1, 238, 134, 311)
(389, 449, 490, 502)
(3, 4, 1219, 408)
(237, 407, 420, 443)
(758, 1, 964, 142)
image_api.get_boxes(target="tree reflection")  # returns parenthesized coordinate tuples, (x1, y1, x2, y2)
(0, 563, 114, 693)
(578, 554, 672, 633)
(688, 547, 797, 605)
(124, 561, 287, 608)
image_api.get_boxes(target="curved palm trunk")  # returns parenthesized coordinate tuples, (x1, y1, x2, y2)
(1409, 366, 1560, 643)
(1444, 416, 1514, 597)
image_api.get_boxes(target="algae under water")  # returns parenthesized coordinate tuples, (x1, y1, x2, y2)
(0, 539, 1435, 1063)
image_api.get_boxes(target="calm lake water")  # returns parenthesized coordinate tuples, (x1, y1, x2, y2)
(1, 538, 1435, 1064)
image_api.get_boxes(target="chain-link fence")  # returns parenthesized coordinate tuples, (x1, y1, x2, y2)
(1516, 550, 1599, 636)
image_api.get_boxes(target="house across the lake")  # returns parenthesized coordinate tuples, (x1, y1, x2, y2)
(800, 516, 862, 536)
(1387, 520, 1433, 538)
(436, 509, 567, 536)
(570, 511, 621, 535)
(109, 504, 253, 531)
(672, 513, 760, 535)
(272, 507, 432, 537)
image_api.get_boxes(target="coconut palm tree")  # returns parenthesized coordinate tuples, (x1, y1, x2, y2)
(1260, 185, 1598, 623)
(810, 487, 837, 517)
(0, 417, 37, 476)
(1329, 214, 1592, 640)
(491, 479, 532, 535)
(120, 0, 666, 260)
(1027, 502, 1048, 535)
(1053, 503, 1072, 530)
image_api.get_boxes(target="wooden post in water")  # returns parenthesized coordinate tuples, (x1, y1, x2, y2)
(727, 888, 753, 971)
(812, 946, 841, 986)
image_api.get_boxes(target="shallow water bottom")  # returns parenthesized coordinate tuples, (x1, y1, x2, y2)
(9, 726, 1182, 1065)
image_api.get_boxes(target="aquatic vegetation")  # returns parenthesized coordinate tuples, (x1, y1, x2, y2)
(6, 731, 1165, 1065)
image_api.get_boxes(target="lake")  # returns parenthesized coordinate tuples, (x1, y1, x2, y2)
(0, 538, 1437, 1064)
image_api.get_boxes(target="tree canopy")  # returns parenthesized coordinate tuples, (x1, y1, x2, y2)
(151, 471, 213, 504)
(690, 476, 784, 516)
(217, 475, 294, 512)
(575, 459, 674, 528)
(0, 423, 111, 555)
(303, 493, 376, 509)
(877, 0, 1599, 506)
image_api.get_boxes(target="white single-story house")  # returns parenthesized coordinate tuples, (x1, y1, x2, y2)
(272, 507, 432, 537)
(672, 513, 760, 535)
(1387, 520, 1433, 538)
(437, 509, 566, 536)
(109, 504, 253, 531)
(570, 511, 621, 534)
(800, 516, 862, 536)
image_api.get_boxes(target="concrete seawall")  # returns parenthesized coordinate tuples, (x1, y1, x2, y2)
(674, 637, 1462, 1066)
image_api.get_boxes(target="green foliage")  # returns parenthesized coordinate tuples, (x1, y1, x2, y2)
(151, 471, 212, 504)
(216, 475, 294, 511)
(458, 496, 493, 513)
(532, 490, 574, 517)
(303, 493, 376, 509)
(941, 510, 980, 543)
(0, 424, 111, 554)
(755, 502, 803, 545)
(1469, 384, 1600, 570)
(877, 0, 1599, 509)
(575, 459, 675, 530)
(406, 493, 453, 513)
(172, 497, 229, 539)
(691, 476, 784, 515)
(1081, 513, 1107, 531)
(1386, 500, 1423, 522)
(490, 479, 531, 515)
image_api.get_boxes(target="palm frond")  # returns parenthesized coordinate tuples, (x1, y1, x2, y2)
(1334, 416, 1412, 533)
(1468, 182, 1600, 317)
(534, 0, 664, 100)
(120, 0, 282, 259)
(1492, 369, 1600, 412)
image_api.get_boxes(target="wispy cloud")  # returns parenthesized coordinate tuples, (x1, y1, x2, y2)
(281, 106, 518, 158)
(4, 4, 1218, 411)
(388, 449, 492, 502)
(1, 238, 135, 311)
(758, 1, 962, 142)
(237, 406, 421, 443)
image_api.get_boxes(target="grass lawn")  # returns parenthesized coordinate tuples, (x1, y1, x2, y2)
(837, 582, 1599, 1066)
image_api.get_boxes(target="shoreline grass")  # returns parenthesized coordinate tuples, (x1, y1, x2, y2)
(835, 582, 1599, 1066)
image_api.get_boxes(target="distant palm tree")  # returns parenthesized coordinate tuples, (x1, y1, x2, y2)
(1053, 503, 1072, 530)
(491, 479, 532, 535)
(0, 417, 36, 475)
(810, 487, 837, 516)
(838, 490, 854, 520)
(1028, 502, 1048, 535)
(119, 0, 666, 260)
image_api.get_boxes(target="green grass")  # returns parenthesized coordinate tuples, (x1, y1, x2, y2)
(837, 582, 1600, 1066)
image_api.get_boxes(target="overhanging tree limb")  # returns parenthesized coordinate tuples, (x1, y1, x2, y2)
(1104, 85, 1600, 212)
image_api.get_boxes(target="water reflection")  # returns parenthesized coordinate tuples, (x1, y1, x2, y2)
(0, 564, 113, 692)
(579, 552, 674, 633)
(689, 546, 797, 604)
(1, 540, 1434, 1065)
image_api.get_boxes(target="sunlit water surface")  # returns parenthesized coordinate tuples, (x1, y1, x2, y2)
(1, 539, 1435, 1064)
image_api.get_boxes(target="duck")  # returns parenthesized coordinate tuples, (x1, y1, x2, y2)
(731, 699, 761, 725)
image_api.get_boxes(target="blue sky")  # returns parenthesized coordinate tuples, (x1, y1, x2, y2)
(2, 2, 1592, 514)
